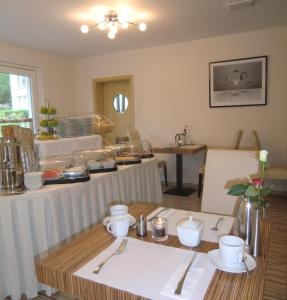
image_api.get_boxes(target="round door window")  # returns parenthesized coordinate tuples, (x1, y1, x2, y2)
(113, 94, 128, 113)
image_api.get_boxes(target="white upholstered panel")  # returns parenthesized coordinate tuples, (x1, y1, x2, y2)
(201, 149, 259, 216)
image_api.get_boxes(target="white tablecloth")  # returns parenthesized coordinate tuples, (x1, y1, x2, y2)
(0, 158, 162, 300)
(35, 135, 102, 158)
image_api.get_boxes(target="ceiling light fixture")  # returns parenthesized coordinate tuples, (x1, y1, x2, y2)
(80, 10, 147, 39)
(226, 0, 255, 10)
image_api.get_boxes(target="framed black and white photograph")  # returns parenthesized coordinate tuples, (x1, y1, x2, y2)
(209, 56, 267, 108)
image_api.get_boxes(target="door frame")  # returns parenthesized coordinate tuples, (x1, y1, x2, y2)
(92, 74, 135, 130)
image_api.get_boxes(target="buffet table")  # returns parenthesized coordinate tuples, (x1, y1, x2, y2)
(0, 158, 162, 300)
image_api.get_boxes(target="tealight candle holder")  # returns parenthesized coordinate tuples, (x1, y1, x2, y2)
(151, 217, 168, 241)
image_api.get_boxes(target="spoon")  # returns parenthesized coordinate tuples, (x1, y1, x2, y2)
(242, 253, 251, 276)
(210, 217, 224, 231)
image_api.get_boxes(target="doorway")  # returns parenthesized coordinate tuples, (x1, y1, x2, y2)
(93, 75, 134, 144)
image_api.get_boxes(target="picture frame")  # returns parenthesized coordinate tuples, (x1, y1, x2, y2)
(209, 56, 267, 108)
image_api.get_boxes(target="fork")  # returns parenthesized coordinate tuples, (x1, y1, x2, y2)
(210, 217, 224, 231)
(93, 239, 128, 274)
(148, 207, 170, 222)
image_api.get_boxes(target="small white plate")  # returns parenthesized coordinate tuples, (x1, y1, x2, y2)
(102, 214, 136, 227)
(208, 249, 256, 273)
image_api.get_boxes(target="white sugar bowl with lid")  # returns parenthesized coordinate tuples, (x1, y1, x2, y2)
(177, 216, 204, 247)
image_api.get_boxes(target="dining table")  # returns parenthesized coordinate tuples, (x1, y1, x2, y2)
(153, 144, 207, 196)
(36, 203, 270, 300)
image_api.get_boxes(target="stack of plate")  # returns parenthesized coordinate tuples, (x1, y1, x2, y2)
(58, 117, 93, 138)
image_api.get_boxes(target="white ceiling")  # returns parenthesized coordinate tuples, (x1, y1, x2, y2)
(0, 0, 287, 58)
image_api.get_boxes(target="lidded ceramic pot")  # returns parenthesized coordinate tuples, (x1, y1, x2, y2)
(176, 216, 204, 247)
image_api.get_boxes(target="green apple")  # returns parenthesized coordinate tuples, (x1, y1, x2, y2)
(40, 120, 48, 127)
(40, 106, 48, 114)
(47, 107, 57, 115)
(48, 119, 59, 127)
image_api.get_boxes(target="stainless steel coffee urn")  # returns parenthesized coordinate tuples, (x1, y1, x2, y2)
(0, 137, 25, 195)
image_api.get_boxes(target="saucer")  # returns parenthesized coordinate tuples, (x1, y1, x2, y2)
(207, 249, 256, 273)
(103, 214, 136, 227)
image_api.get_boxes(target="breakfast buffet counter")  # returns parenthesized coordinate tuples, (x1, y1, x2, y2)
(0, 158, 162, 300)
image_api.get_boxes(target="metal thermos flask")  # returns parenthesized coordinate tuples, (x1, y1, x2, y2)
(0, 137, 24, 193)
(136, 214, 147, 237)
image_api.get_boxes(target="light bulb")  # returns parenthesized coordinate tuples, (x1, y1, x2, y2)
(80, 24, 89, 34)
(108, 31, 116, 39)
(110, 23, 118, 34)
(98, 23, 106, 30)
(121, 22, 129, 29)
(138, 22, 147, 31)
(118, 13, 128, 24)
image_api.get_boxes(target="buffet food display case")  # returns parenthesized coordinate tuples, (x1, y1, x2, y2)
(134, 140, 154, 159)
(72, 148, 117, 173)
(40, 154, 90, 184)
(108, 142, 141, 165)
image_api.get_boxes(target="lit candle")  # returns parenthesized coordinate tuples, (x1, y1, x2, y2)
(151, 217, 168, 241)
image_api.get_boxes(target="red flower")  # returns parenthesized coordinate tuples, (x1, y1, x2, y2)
(252, 178, 263, 188)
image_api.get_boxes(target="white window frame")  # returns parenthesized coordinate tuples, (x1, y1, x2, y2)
(0, 62, 44, 131)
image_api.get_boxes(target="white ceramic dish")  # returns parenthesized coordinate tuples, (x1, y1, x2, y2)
(103, 214, 136, 227)
(208, 249, 256, 273)
(177, 216, 204, 247)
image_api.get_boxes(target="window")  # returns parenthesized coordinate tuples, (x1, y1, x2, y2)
(0, 64, 39, 135)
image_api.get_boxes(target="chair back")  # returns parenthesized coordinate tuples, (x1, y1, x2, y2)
(201, 149, 259, 216)
(250, 130, 261, 150)
(233, 129, 243, 149)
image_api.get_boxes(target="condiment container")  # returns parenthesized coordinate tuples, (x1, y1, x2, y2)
(176, 216, 204, 247)
(136, 214, 147, 237)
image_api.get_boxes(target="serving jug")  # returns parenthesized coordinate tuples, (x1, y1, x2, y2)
(0, 137, 25, 194)
(175, 133, 185, 147)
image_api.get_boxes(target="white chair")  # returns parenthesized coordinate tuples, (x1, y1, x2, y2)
(201, 149, 259, 216)
(198, 129, 243, 197)
(127, 128, 168, 187)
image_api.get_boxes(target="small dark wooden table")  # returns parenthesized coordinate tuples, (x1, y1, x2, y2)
(153, 144, 207, 196)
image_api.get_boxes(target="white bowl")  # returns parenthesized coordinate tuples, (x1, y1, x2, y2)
(24, 172, 43, 190)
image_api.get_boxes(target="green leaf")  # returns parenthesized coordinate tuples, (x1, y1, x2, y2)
(245, 185, 257, 197)
(260, 187, 272, 197)
(227, 184, 248, 196)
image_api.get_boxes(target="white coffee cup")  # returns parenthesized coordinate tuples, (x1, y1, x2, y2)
(24, 172, 44, 190)
(219, 235, 244, 266)
(106, 214, 129, 237)
(110, 204, 128, 216)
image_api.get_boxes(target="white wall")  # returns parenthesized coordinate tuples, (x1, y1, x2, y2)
(74, 26, 287, 188)
(0, 42, 76, 117)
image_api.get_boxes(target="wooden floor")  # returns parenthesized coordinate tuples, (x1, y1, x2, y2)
(32, 190, 287, 300)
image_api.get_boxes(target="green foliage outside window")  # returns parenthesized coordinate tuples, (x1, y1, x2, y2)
(0, 73, 12, 106)
(0, 109, 29, 119)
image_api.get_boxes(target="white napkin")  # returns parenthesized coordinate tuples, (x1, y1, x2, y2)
(160, 265, 203, 300)
(74, 237, 216, 300)
(159, 251, 216, 300)
(147, 207, 234, 243)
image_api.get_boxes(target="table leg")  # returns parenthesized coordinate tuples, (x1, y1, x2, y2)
(164, 153, 196, 197)
(176, 154, 183, 191)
